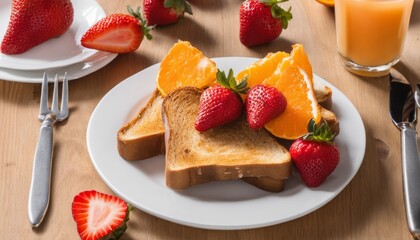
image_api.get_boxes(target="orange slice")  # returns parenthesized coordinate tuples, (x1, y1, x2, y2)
(237, 51, 290, 87)
(316, 0, 334, 7)
(157, 40, 218, 96)
(238, 44, 321, 139)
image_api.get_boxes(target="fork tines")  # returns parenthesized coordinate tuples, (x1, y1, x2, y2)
(38, 73, 68, 121)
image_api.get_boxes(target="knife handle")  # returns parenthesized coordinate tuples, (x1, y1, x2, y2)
(28, 117, 54, 228)
(401, 124, 420, 238)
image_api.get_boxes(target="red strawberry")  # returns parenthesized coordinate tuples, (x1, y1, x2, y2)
(143, 0, 192, 26)
(239, 0, 293, 47)
(71, 190, 133, 240)
(81, 6, 153, 53)
(195, 69, 249, 132)
(1, 0, 74, 54)
(245, 84, 287, 129)
(290, 120, 340, 187)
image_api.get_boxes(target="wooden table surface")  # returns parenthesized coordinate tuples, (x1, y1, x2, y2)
(1, 0, 420, 239)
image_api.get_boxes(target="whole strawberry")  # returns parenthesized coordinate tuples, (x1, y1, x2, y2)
(195, 69, 249, 132)
(245, 84, 287, 129)
(1, 0, 74, 54)
(239, 0, 292, 47)
(290, 120, 340, 187)
(143, 0, 192, 26)
(72, 190, 134, 240)
(81, 6, 153, 53)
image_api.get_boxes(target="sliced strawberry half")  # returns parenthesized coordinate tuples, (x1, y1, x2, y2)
(81, 6, 152, 53)
(71, 190, 133, 240)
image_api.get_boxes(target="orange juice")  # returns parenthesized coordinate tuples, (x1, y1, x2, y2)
(335, 0, 413, 75)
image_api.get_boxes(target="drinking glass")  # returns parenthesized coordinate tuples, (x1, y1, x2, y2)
(335, 0, 414, 77)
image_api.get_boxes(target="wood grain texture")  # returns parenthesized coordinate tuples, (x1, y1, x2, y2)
(1, 0, 420, 239)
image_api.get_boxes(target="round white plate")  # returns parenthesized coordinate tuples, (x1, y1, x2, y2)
(0, 52, 117, 83)
(0, 0, 105, 70)
(87, 57, 366, 230)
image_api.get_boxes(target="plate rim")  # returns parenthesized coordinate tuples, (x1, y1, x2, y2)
(0, 52, 117, 83)
(86, 56, 366, 230)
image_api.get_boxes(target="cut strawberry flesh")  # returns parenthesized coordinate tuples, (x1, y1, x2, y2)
(82, 27, 141, 53)
(72, 190, 128, 240)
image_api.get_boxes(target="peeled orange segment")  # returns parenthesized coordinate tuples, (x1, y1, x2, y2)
(287, 44, 313, 82)
(264, 60, 321, 139)
(237, 44, 321, 139)
(157, 40, 218, 96)
(236, 51, 290, 88)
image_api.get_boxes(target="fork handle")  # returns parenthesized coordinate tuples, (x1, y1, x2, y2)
(28, 116, 54, 228)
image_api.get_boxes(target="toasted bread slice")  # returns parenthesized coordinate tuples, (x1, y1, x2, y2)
(117, 89, 165, 160)
(162, 87, 292, 189)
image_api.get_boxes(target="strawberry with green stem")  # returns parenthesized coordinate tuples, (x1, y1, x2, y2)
(143, 0, 192, 26)
(195, 69, 249, 132)
(239, 0, 293, 47)
(290, 119, 340, 187)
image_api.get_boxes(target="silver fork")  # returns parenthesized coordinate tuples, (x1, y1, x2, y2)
(28, 73, 69, 228)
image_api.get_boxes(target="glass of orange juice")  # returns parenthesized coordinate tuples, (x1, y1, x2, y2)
(335, 0, 413, 77)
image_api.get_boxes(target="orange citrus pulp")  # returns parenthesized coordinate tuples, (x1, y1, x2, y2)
(157, 40, 218, 96)
(316, 0, 334, 7)
(237, 44, 321, 139)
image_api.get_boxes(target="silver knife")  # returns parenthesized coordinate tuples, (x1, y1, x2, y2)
(389, 68, 420, 239)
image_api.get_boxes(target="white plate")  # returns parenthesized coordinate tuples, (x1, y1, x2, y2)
(0, 0, 105, 70)
(87, 57, 366, 230)
(0, 52, 117, 83)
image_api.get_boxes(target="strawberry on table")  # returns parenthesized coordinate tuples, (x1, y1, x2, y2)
(71, 190, 133, 240)
(245, 84, 287, 130)
(143, 0, 192, 26)
(239, 0, 293, 47)
(1, 0, 74, 55)
(81, 6, 153, 54)
(195, 69, 249, 132)
(290, 120, 340, 187)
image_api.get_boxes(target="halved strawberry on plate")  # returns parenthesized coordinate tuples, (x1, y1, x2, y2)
(71, 190, 133, 240)
(81, 6, 153, 53)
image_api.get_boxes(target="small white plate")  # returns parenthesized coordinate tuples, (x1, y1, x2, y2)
(0, 0, 105, 70)
(0, 52, 117, 83)
(87, 57, 366, 230)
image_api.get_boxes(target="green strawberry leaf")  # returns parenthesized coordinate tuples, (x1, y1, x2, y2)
(236, 75, 248, 89)
(127, 5, 154, 40)
(164, 0, 193, 16)
(271, 5, 293, 30)
(259, 0, 293, 30)
(184, 1, 193, 15)
(216, 69, 249, 95)
(229, 75, 238, 89)
(303, 119, 335, 143)
(164, 0, 175, 8)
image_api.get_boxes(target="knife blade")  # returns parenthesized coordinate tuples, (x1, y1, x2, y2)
(389, 68, 420, 239)
(415, 84, 420, 109)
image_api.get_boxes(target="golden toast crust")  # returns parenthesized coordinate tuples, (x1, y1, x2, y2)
(162, 87, 292, 189)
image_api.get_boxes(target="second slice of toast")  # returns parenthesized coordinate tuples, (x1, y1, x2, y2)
(117, 89, 165, 160)
(162, 87, 292, 189)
